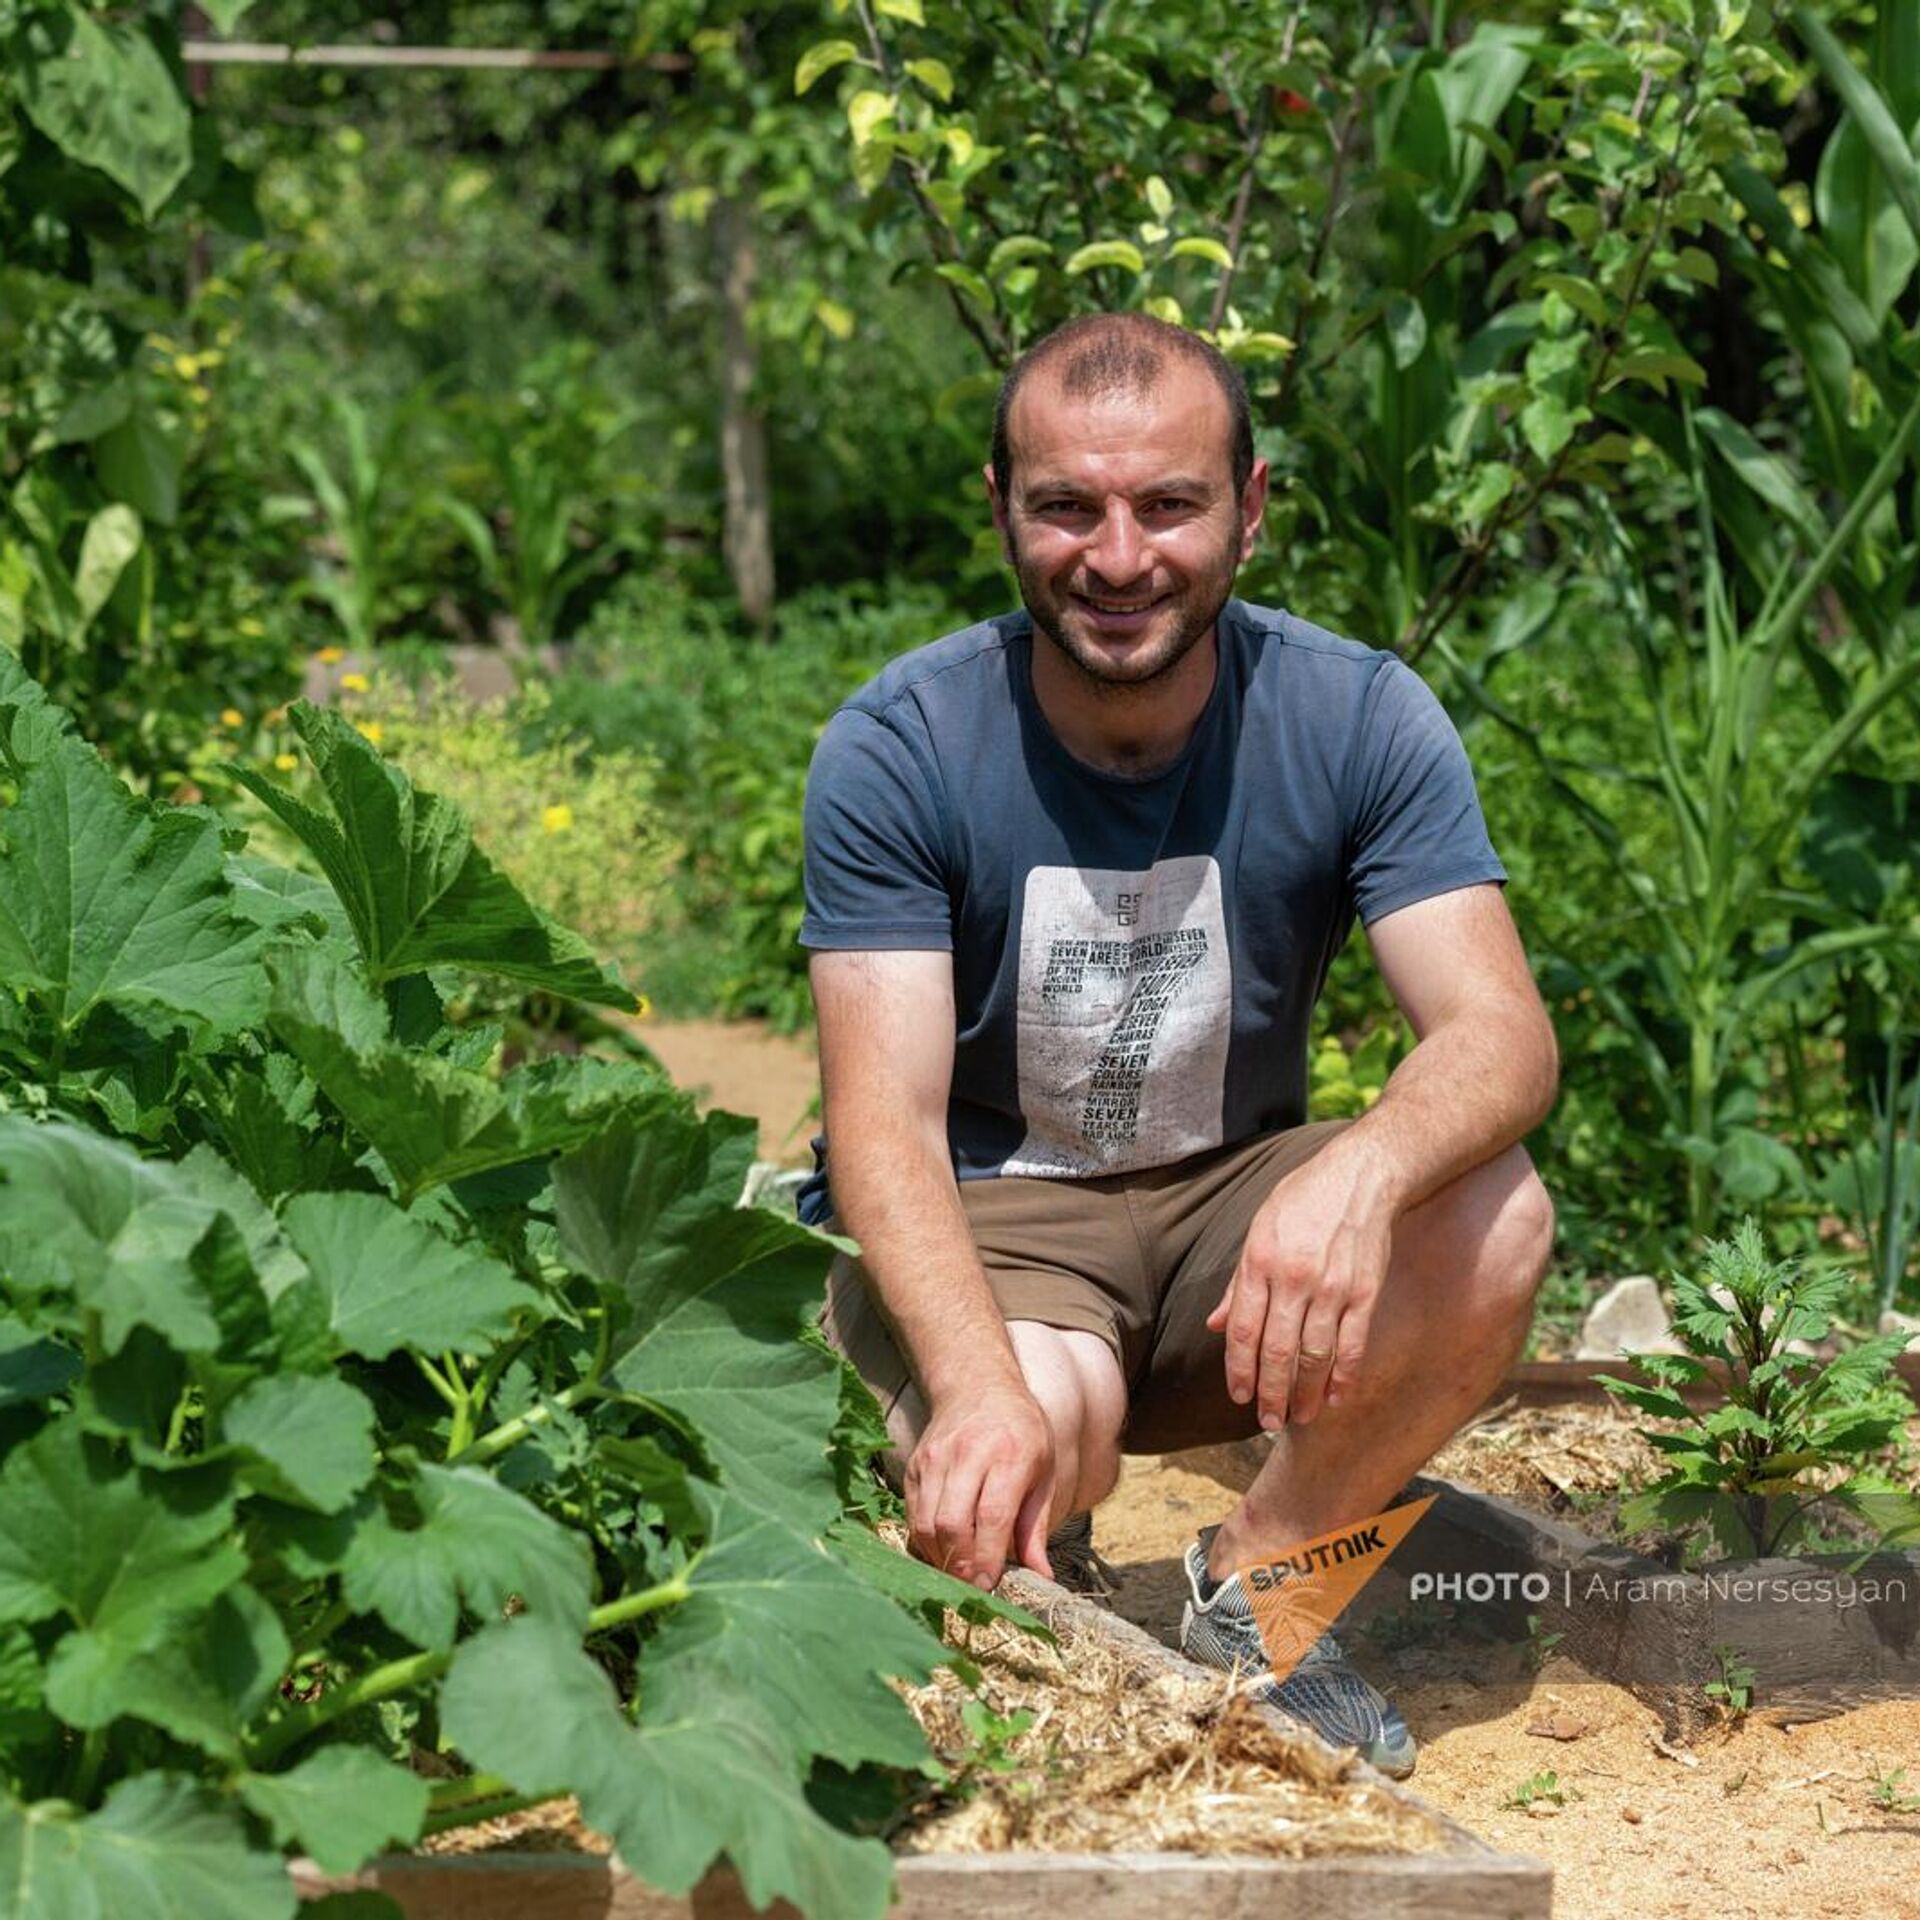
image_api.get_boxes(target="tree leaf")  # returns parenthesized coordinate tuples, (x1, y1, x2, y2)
(342, 1464, 591, 1652)
(874, 0, 925, 21)
(230, 703, 630, 1007)
(1064, 240, 1146, 276)
(95, 404, 182, 526)
(15, 11, 192, 221)
(987, 234, 1052, 280)
(905, 57, 953, 103)
(278, 1191, 539, 1362)
(0, 1776, 294, 1920)
(440, 1616, 896, 1920)
(0, 733, 274, 1038)
(223, 1374, 377, 1512)
(73, 506, 141, 632)
(846, 90, 896, 147)
(238, 1749, 430, 1875)
(794, 39, 860, 96)
(1170, 236, 1233, 269)
(553, 1114, 842, 1530)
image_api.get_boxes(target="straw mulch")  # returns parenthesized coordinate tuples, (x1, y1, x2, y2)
(888, 1585, 1445, 1859)
(1426, 1397, 1667, 1520)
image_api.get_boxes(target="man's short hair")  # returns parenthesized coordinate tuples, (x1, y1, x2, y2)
(991, 313, 1255, 502)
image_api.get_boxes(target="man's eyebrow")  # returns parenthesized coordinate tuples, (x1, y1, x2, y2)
(1019, 474, 1220, 499)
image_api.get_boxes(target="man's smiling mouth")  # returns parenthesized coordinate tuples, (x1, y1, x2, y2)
(1075, 593, 1166, 616)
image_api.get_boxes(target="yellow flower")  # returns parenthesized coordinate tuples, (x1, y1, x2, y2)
(274, 752, 299, 772)
(355, 721, 383, 746)
(339, 671, 370, 693)
(542, 804, 575, 834)
(316, 646, 345, 664)
(219, 707, 244, 728)
(632, 993, 652, 1020)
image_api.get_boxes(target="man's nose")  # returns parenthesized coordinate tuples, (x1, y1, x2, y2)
(1085, 501, 1147, 582)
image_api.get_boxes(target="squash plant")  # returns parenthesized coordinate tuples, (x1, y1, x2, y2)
(0, 657, 1008, 1918)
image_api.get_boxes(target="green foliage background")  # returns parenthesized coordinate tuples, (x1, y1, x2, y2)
(3, 0, 1919, 1314)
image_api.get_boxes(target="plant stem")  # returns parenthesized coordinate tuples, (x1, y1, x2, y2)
(69, 1726, 107, 1806)
(456, 1376, 603, 1467)
(247, 1567, 698, 1767)
(420, 1789, 564, 1838)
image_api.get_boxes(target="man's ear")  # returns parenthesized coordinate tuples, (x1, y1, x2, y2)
(984, 462, 1015, 566)
(1237, 456, 1271, 565)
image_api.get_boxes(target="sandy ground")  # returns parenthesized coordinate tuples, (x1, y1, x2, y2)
(644, 1015, 1920, 1916)
(1093, 1449, 1920, 1920)
(634, 1016, 820, 1164)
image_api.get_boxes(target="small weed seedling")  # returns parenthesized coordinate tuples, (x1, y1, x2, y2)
(1502, 1769, 1580, 1811)
(1871, 1767, 1920, 1814)
(1703, 1643, 1755, 1723)
(1524, 1611, 1566, 1672)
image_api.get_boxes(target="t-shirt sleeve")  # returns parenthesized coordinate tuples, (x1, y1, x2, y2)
(800, 707, 955, 951)
(1344, 659, 1506, 926)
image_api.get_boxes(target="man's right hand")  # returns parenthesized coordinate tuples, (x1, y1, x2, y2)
(904, 1379, 1056, 1591)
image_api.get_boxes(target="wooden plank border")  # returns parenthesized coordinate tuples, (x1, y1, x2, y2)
(293, 1848, 1552, 1919)
(293, 1559, 1552, 1917)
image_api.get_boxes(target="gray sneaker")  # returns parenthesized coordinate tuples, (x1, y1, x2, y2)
(1045, 1511, 1120, 1599)
(1178, 1534, 1417, 1778)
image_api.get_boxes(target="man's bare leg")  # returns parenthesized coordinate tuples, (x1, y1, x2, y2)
(882, 1322, 1129, 1542)
(1206, 1143, 1553, 1580)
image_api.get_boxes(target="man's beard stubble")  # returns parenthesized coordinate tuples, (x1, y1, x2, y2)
(1006, 522, 1243, 700)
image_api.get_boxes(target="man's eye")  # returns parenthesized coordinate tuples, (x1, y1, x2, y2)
(1147, 498, 1194, 514)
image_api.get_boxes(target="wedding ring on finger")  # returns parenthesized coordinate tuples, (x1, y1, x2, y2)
(1298, 1346, 1334, 1366)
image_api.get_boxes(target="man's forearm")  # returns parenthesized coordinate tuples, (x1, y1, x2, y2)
(1329, 1003, 1558, 1220)
(828, 1112, 1026, 1406)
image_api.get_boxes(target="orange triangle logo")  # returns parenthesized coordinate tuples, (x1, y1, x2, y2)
(1234, 1495, 1435, 1683)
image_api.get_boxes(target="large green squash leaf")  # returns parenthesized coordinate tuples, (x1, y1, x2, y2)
(642, 1489, 943, 1774)
(14, 11, 193, 222)
(278, 1191, 538, 1360)
(0, 1118, 259, 1358)
(231, 704, 631, 1006)
(266, 945, 663, 1199)
(341, 1464, 592, 1651)
(0, 1424, 246, 1726)
(554, 1117, 843, 1531)
(0, 730, 273, 1038)
(223, 1374, 377, 1512)
(75, 1585, 288, 1762)
(440, 1615, 896, 1920)
(0, 1775, 294, 1920)
(237, 1748, 430, 1875)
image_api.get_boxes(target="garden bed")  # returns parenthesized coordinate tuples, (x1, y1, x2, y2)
(296, 1554, 1551, 1918)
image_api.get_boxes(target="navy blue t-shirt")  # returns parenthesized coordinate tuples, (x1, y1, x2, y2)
(795, 598, 1504, 1225)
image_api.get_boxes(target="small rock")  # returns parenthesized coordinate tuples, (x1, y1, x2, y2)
(1783, 1846, 1805, 1865)
(1879, 1309, 1920, 1354)
(1575, 1276, 1684, 1360)
(1526, 1712, 1591, 1742)
(1621, 1806, 1642, 1825)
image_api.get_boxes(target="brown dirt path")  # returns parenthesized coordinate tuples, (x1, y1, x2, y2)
(634, 1016, 819, 1165)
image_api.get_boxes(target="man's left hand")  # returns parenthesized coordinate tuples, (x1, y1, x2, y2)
(1205, 1148, 1395, 1428)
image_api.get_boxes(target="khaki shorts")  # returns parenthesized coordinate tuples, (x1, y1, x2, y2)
(819, 1121, 1352, 1455)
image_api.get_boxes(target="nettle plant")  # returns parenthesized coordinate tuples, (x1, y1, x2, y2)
(0, 658, 1012, 1919)
(1603, 1220, 1920, 1561)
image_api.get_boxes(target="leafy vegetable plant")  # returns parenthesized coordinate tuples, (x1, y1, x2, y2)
(0, 657, 1014, 1918)
(1602, 1219, 1920, 1559)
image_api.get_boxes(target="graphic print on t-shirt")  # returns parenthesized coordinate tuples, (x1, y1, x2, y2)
(1003, 856, 1231, 1178)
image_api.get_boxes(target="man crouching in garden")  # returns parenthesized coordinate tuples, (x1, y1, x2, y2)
(795, 312, 1558, 1778)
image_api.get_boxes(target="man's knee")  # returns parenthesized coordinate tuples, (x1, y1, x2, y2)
(1401, 1143, 1554, 1331)
(1008, 1323, 1126, 1508)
